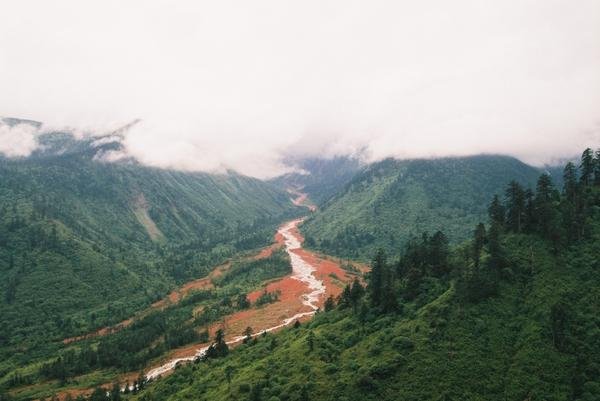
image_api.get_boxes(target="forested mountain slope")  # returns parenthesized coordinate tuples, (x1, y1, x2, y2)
(126, 149, 600, 401)
(270, 156, 362, 206)
(0, 124, 298, 373)
(302, 155, 541, 259)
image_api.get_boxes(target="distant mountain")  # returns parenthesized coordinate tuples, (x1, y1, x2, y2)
(1, 117, 42, 128)
(270, 156, 362, 205)
(0, 125, 298, 366)
(301, 155, 543, 259)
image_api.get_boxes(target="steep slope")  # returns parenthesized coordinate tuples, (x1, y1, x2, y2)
(270, 156, 362, 205)
(0, 125, 299, 371)
(124, 159, 600, 401)
(130, 230, 600, 401)
(302, 155, 541, 259)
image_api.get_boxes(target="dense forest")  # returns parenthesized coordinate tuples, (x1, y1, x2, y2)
(0, 127, 300, 399)
(94, 148, 600, 401)
(302, 155, 543, 259)
(0, 246, 293, 400)
(2, 140, 599, 401)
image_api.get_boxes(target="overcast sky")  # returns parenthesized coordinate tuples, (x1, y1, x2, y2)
(1, 0, 599, 177)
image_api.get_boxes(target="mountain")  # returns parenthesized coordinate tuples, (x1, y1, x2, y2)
(270, 156, 362, 205)
(124, 155, 600, 401)
(0, 125, 299, 371)
(301, 155, 542, 259)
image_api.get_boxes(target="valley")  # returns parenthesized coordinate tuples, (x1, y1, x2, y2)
(6, 192, 365, 401)
(3, 3, 600, 399)
(0, 132, 598, 401)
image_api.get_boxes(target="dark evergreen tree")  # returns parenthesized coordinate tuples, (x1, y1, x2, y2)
(488, 194, 505, 226)
(242, 326, 253, 344)
(204, 328, 229, 359)
(224, 365, 235, 387)
(594, 148, 600, 186)
(307, 331, 315, 352)
(323, 295, 336, 312)
(403, 267, 422, 301)
(505, 181, 526, 233)
(368, 249, 386, 307)
(236, 293, 250, 309)
(88, 387, 107, 401)
(110, 382, 121, 401)
(524, 189, 535, 232)
(349, 278, 365, 309)
(381, 265, 398, 313)
(579, 148, 594, 186)
(534, 173, 560, 240)
(550, 301, 571, 352)
(429, 231, 450, 276)
(472, 223, 486, 268)
(486, 222, 505, 272)
(563, 162, 578, 201)
(337, 285, 352, 309)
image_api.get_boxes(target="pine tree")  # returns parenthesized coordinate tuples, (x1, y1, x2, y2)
(323, 295, 336, 312)
(561, 162, 582, 242)
(524, 189, 535, 232)
(403, 267, 422, 301)
(338, 284, 352, 309)
(242, 326, 253, 344)
(534, 173, 559, 238)
(579, 148, 594, 186)
(381, 265, 398, 313)
(224, 365, 235, 387)
(236, 293, 250, 309)
(473, 223, 486, 267)
(488, 194, 505, 226)
(349, 278, 364, 308)
(486, 222, 505, 272)
(110, 382, 121, 401)
(205, 328, 229, 358)
(535, 173, 555, 203)
(429, 231, 449, 276)
(505, 181, 526, 232)
(368, 249, 386, 307)
(594, 148, 600, 186)
(563, 162, 578, 201)
(307, 331, 315, 352)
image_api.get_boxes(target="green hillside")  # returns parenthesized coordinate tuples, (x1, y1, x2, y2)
(0, 128, 299, 377)
(123, 150, 600, 401)
(270, 156, 362, 205)
(302, 155, 541, 259)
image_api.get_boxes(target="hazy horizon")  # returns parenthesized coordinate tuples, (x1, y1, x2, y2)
(2, 0, 599, 177)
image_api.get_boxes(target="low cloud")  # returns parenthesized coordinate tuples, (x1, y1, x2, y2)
(1, 1, 599, 177)
(0, 121, 40, 157)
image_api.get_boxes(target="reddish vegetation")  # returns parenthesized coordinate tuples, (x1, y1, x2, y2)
(61, 245, 270, 344)
(253, 232, 285, 259)
(62, 319, 133, 345)
(146, 221, 362, 370)
(53, 388, 93, 401)
(149, 262, 230, 310)
(52, 193, 367, 400)
(289, 189, 317, 212)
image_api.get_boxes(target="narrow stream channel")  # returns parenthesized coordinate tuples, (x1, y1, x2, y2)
(145, 218, 324, 380)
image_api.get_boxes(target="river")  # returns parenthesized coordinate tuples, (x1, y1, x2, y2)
(145, 217, 324, 380)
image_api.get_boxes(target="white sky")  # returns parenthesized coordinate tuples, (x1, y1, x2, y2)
(1, 0, 599, 177)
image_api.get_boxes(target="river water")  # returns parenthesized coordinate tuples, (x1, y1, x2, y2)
(145, 218, 324, 380)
